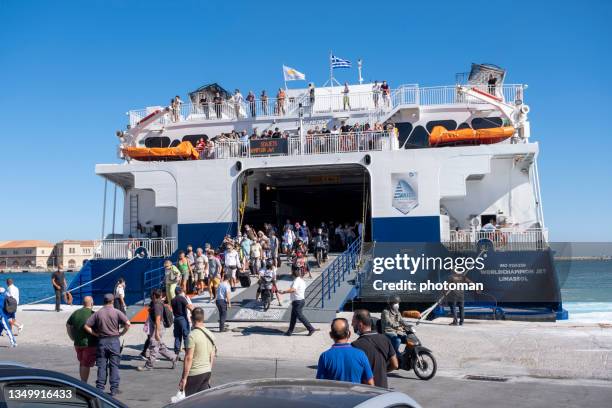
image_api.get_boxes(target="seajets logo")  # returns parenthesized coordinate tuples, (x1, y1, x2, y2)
(392, 172, 418, 214)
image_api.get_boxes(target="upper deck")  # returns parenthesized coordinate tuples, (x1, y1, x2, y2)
(126, 83, 526, 128)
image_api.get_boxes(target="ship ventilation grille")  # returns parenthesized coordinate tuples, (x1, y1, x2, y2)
(464, 375, 509, 382)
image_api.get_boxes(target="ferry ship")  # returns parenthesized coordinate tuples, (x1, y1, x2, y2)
(70, 63, 567, 321)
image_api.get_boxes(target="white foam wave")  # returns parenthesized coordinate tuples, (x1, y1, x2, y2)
(564, 302, 612, 323)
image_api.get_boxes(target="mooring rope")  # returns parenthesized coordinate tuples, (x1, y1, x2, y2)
(23, 256, 138, 306)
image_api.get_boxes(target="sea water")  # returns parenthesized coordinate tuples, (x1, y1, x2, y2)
(2, 261, 610, 322)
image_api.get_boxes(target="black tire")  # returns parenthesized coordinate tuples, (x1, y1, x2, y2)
(413, 350, 437, 380)
(263, 298, 270, 311)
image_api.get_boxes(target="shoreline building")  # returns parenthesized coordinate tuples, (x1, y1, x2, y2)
(0, 240, 55, 271)
(52, 240, 96, 271)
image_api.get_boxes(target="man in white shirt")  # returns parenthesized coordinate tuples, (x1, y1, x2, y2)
(280, 269, 316, 336)
(482, 220, 497, 233)
(5, 279, 23, 334)
(223, 243, 240, 291)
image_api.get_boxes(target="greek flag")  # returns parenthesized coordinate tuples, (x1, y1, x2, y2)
(331, 55, 351, 69)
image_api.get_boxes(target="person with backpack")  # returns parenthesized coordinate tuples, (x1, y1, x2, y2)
(178, 307, 217, 396)
(0, 287, 17, 347)
(4, 279, 22, 334)
(138, 289, 178, 371)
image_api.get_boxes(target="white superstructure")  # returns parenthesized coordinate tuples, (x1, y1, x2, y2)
(96, 64, 546, 254)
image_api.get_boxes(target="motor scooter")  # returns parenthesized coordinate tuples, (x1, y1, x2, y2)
(398, 319, 437, 380)
(258, 272, 274, 311)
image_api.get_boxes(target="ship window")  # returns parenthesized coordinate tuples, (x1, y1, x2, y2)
(182, 134, 207, 147)
(394, 122, 413, 148)
(458, 122, 471, 129)
(426, 120, 457, 133)
(169, 139, 181, 148)
(144, 136, 171, 148)
(405, 125, 429, 149)
(471, 117, 503, 129)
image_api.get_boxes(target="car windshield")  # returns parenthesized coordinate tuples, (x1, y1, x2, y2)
(171, 381, 385, 408)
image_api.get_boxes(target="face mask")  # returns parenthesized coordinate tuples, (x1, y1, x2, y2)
(392, 303, 400, 312)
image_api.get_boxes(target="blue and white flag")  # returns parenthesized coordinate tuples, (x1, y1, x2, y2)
(331, 55, 352, 69)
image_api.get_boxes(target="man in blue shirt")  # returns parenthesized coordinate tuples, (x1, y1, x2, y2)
(316, 318, 374, 385)
(0, 288, 17, 347)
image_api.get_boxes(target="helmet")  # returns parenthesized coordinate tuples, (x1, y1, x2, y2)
(388, 295, 400, 305)
(265, 259, 274, 269)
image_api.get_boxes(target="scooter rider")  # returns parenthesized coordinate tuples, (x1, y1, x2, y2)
(256, 259, 282, 306)
(381, 295, 408, 359)
(313, 228, 329, 259)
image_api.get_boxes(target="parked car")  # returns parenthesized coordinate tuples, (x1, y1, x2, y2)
(0, 363, 127, 408)
(167, 378, 422, 408)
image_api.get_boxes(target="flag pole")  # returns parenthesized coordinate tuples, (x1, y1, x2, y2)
(329, 51, 333, 90)
(283, 65, 288, 90)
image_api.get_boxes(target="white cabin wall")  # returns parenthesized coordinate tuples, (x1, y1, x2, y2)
(122, 189, 178, 237)
(441, 158, 537, 228)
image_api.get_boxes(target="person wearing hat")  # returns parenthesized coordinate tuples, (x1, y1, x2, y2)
(84, 293, 130, 396)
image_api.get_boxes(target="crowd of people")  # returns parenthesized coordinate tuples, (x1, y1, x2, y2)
(169, 81, 393, 123)
(0, 217, 424, 399)
(187, 120, 398, 160)
(56, 287, 412, 398)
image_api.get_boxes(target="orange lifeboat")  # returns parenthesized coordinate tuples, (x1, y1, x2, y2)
(429, 125, 515, 147)
(122, 141, 200, 161)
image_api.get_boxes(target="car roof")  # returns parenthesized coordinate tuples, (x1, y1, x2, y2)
(0, 366, 128, 408)
(168, 378, 409, 408)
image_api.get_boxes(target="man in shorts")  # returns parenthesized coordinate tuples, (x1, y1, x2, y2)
(66, 296, 98, 382)
(223, 243, 240, 291)
(207, 249, 222, 301)
(193, 248, 209, 296)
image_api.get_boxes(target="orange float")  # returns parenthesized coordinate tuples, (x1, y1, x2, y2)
(122, 141, 200, 161)
(429, 125, 515, 146)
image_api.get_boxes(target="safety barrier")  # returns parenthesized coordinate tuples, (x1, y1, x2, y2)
(94, 237, 177, 259)
(320, 236, 362, 308)
(444, 228, 548, 251)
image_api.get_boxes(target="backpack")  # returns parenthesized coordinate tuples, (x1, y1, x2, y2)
(162, 304, 174, 328)
(4, 296, 17, 314)
(151, 301, 174, 328)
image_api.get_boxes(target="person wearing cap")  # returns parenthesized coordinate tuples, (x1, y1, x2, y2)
(84, 293, 130, 396)
(0, 287, 17, 347)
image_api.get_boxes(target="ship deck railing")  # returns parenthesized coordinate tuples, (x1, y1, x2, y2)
(443, 228, 548, 252)
(93, 237, 177, 259)
(200, 130, 393, 160)
(127, 84, 525, 127)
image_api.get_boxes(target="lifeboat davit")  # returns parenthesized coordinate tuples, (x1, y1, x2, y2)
(429, 125, 515, 147)
(122, 141, 200, 161)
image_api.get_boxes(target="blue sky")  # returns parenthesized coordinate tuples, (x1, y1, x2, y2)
(0, 0, 610, 242)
